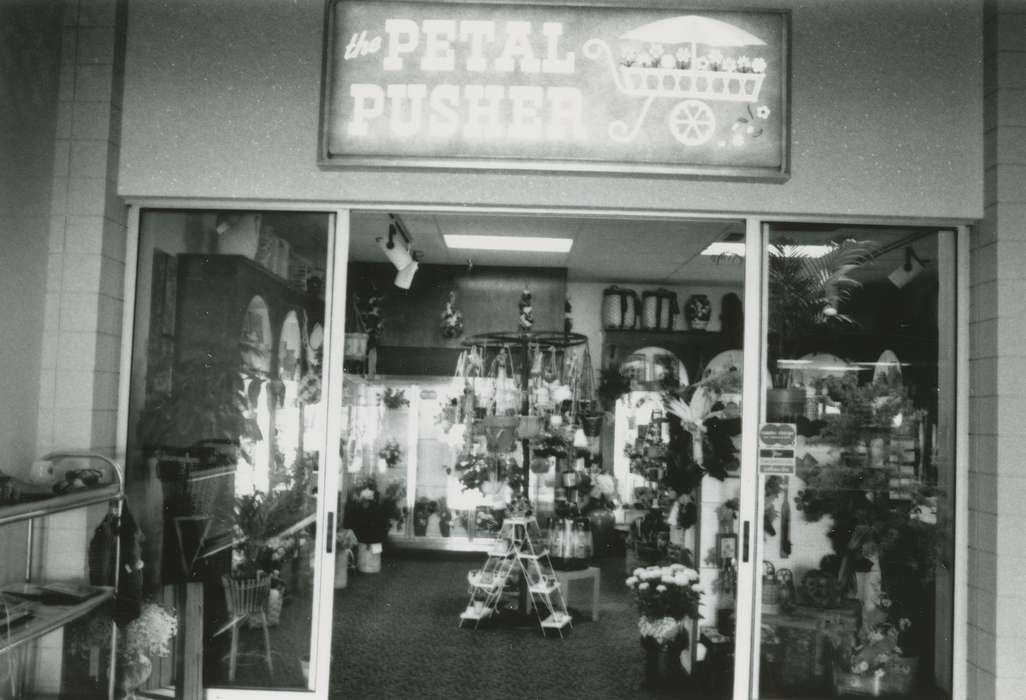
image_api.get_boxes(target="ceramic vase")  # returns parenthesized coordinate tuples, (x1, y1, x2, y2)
(118, 652, 152, 700)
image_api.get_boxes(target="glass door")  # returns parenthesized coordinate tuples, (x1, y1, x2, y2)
(125, 208, 335, 695)
(752, 225, 958, 699)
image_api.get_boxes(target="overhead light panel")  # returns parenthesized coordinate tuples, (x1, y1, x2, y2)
(699, 241, 837, 258)
(444, 234, 573, 253)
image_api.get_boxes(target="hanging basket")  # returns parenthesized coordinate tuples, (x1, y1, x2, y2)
(483, 415, 519, 453)
(582, 413, 604, 437)
(517, 415, 544, 439)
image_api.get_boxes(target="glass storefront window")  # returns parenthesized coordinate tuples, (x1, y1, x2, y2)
(756, 225, 957, 699)
(125, 210, 330, 691)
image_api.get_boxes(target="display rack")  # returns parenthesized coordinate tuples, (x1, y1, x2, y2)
(461, 330, 589, 494)
(0, 451, 124, 700)
(459, 516, 572, 637)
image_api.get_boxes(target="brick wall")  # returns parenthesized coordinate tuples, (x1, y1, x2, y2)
(971, 2, 1026, 698)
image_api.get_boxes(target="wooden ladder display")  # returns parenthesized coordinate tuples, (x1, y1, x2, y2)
(459, 516, 573, 637)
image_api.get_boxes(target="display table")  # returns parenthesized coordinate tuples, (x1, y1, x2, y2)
(554, 566, 601, 621)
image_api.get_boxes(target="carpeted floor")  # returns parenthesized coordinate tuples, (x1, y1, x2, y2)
(329, 552, 695, 700)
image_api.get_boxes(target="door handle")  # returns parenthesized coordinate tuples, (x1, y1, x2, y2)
(326, 512, 335, 554)
(742, 520, 750, 563)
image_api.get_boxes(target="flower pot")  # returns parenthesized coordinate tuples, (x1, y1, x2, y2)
(357, 542, 382, 573)
(833, 657, 918, 696)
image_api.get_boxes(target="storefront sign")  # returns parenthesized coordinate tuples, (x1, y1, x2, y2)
(758, 422, 796, 474)
(321, 1, 789, 178)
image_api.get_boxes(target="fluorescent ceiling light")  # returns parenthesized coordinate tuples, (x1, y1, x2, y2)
(444, 234, 573, 253)
(700, 242, 837, 258)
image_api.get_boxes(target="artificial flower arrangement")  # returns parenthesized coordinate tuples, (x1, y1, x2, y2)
(830, 584, 918, 696)
(378, 438, 402, 469)
(342, 476, 405, 544)
(626, 564, 703, 650)
(70, 600, 178, 663)
(448, 450, 492, 493)
(381, 387, 409, 409)
(620, 43, 767, 74)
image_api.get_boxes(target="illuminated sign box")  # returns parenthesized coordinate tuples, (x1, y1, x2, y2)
(320, 1, 790, 179)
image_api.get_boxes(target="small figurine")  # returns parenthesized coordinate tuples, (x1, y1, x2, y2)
(440, 290, 464, 338)
(518, 288, 534, 331)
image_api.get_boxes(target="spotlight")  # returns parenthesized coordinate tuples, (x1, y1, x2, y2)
(888, 247, 925, 288)
(377, 215, 419, 289)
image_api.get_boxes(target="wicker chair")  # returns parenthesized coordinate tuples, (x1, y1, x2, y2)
(214, 574, 274, 681)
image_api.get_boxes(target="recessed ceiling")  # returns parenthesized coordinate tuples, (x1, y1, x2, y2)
(349, 211, 746, 284)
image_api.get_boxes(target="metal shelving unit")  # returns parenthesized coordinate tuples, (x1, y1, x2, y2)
(0, 451, 124, 699)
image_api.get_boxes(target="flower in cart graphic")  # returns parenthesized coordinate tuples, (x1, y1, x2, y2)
(583, 15, 772, 147)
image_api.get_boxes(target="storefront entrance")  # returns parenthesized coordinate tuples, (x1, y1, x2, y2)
(122, 206, 963, 699)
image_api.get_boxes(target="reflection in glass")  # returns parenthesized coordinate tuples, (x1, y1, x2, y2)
(757, 226, 955, 699)
(126, 210, 328, 690)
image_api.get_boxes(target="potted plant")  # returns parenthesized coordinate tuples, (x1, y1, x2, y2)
(625, 564, 704, 688)
(764, 238, 877, 416)
(343, 476, 404, 572)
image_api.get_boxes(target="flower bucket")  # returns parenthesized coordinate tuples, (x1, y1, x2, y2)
(334, 548, 353, 589)
(640, 634, 687, 690)
(357, 543, 381, 574)
(344, 332, 369, 361)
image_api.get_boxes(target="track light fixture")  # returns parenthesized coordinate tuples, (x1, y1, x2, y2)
(888, 247, 925, 288)
(376, 214, 420, 289)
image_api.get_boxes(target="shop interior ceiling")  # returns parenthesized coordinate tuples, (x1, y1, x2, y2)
(345, 211, 939, 288)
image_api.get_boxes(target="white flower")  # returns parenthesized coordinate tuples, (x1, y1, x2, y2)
(746, 125, 755, 135)
(626, 576, 637, 587)
(621, 48, 637, 66)
(633, 568, 645, 578)
(656, 584, 668, 592)
(856, 661, 870, 673)
(737, 56, 751, 71)
(649, 43, 664, 58)
(731, 133, 745, 147)
(899, 618, 911, 631)
(723, 57, 737, 72)
(691, 583, 703, 592)
(708, 49, 723, 67)
(659, 53, 676, 69)
(694, 56, 710, 71)
(636, 50, 654, 67)
(752, 57, 767, 73)
(639, 582, 650, 590)
(674, 47, 691, 67)
(874, 668, 886, 679)
(757, 105, 771, 119)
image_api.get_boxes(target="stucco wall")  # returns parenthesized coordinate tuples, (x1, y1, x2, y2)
(119, 0, 983, 221)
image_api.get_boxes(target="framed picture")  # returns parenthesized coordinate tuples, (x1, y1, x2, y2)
(717, 533, 738, 566)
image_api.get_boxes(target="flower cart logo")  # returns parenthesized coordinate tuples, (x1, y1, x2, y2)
(584, 15, 772, 147)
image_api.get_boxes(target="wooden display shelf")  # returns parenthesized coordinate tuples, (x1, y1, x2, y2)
(0, 484, 121, 527)
(0, 587, 114, 656)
